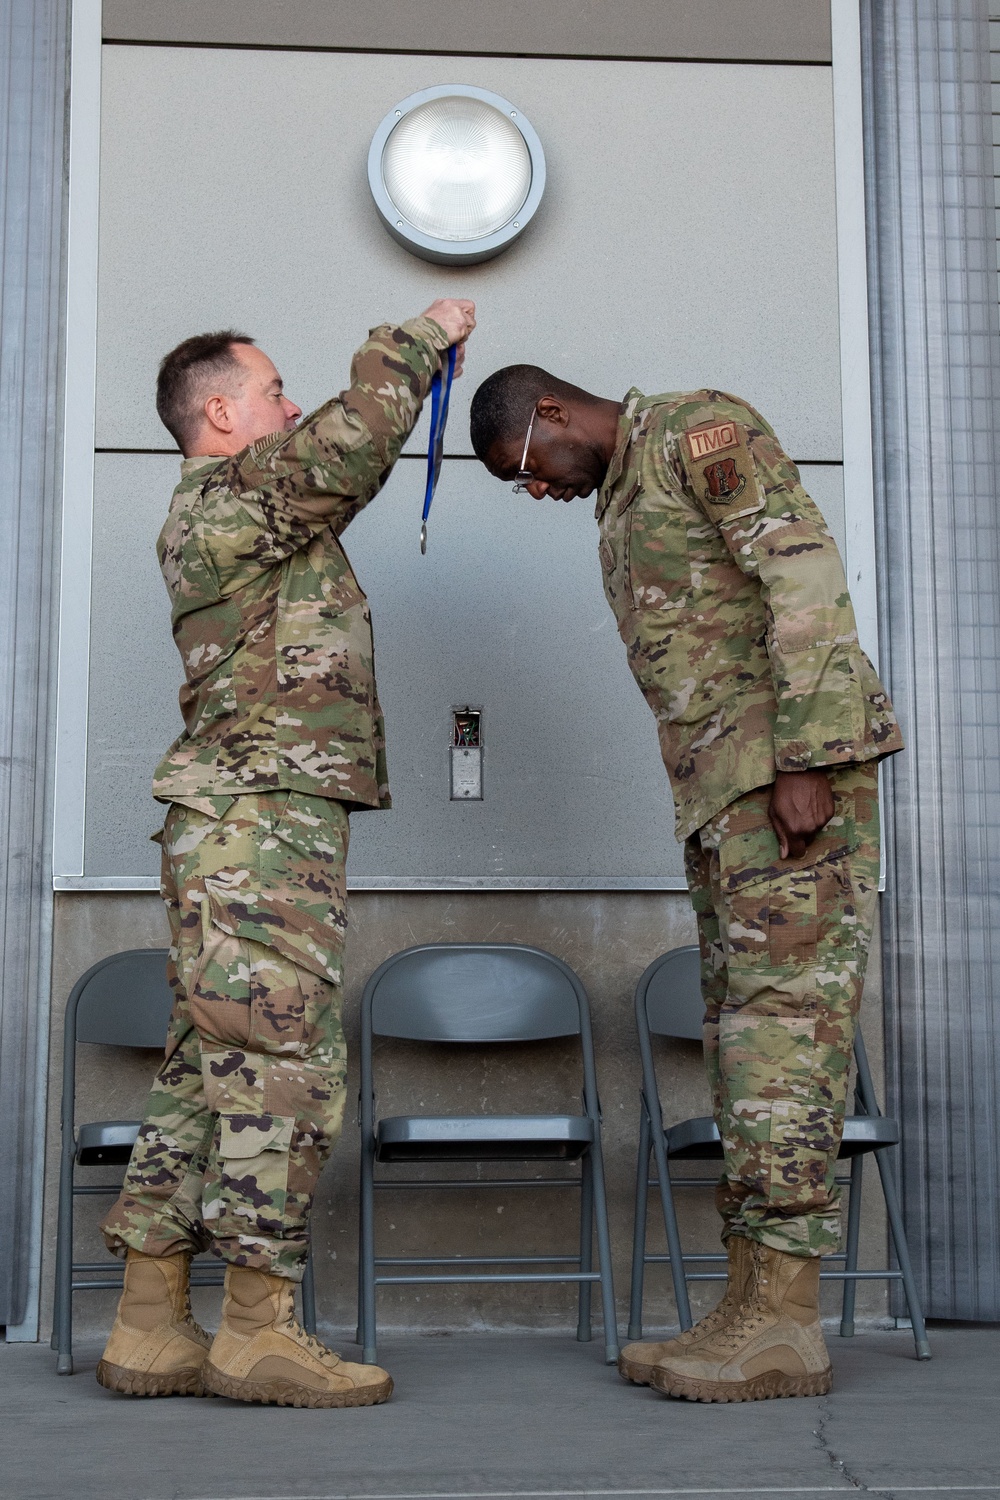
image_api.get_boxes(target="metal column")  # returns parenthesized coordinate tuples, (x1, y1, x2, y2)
(0, 0, 69, 1333)
(862, 0, 1000, 1318)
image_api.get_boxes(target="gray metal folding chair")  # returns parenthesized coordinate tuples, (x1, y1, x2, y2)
(53, 948, 315, 1373)
(358, 943, 618, 1363)
(627, 945, 931, 1360)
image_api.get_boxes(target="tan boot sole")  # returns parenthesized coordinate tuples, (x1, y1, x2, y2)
(617, 1353, 658, 1385)
(202, 1362, 393, 1408)
(96, 1358, 209, 1398)
(649, 1365, 832, 1402)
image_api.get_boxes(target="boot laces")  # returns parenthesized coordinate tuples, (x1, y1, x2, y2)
(179, 1311, 211, 1341)
(713, 1244, 769, 1349)
(678, 1290, 738, 1343)
(178, 1286, 209, 1342)
(282, 1309, 340, 1367)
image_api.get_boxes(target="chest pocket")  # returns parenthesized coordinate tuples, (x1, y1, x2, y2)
(598, 482, 637, 612)
(605, 484, 691, 613)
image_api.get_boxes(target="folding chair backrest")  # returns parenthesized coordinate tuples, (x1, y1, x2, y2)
(637, 946, 704, 1042)
(366, 943, 583, 1042)
(72, 949, 174, 1048)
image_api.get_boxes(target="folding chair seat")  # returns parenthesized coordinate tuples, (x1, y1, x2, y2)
(627, 945, 931, 1360)
(53, 948, 315, 1373)
(376, 1115, 595, 1161)
(358, 942, 618, 1364)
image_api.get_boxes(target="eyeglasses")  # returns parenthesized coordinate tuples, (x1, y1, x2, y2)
(511, 406, 537, 493)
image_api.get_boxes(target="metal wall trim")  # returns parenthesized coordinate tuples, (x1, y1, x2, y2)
(52, 0, 101, 882)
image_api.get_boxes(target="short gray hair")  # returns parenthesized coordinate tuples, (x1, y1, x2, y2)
(155, 329, 255, 453)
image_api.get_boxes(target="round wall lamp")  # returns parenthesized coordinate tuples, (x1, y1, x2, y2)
(368, 85, 546, 266)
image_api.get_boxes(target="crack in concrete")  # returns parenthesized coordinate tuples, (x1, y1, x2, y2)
(813, 1397, 874, 1495)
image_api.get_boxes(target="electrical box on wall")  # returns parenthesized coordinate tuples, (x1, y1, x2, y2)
(450, 707, 483, 800)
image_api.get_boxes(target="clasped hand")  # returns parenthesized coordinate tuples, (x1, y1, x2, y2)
(768, 769, 835, 860)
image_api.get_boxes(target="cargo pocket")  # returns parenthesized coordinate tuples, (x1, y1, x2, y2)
(719, 807, 858, 971)
(216, 1113, 295, 1236)
(767, 1099, 838, 1211)
(204, 793, 350, 988)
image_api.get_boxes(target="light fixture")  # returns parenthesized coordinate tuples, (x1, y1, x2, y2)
(368, 85, 546, 265)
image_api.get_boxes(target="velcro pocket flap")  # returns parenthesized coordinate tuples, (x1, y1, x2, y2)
(219, 1114, 294, 1160)
(719, 819, 857, 896)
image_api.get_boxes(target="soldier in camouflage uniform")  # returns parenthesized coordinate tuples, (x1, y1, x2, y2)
(470, 370, 903, 1402)
(98, 299, 476, 1407)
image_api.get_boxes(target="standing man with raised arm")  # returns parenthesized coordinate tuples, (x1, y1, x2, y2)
(98, 299, 475, 1408)
(469, 369, 902, 1403)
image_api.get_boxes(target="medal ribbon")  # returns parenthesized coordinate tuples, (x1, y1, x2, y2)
(420, 343, 457, 554)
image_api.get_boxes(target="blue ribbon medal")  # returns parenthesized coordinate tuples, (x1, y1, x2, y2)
(420, 343, 457, 555)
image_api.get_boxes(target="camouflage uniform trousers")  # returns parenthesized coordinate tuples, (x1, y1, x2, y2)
(684, 763, 880, 1258)
(101, 792, 351, 1280)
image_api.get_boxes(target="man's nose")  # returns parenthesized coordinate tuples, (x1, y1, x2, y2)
(527, 479, 549, 499)
(283, 398, 302, 422)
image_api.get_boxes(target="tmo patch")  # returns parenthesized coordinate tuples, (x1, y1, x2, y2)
(685, 421, 739, 462)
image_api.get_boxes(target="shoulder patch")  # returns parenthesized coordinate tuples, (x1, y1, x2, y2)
(684, 421, 739, 462)
(681, 419, 764, 519)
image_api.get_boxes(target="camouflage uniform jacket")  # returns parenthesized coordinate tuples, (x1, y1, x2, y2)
(596, 389, 903, 840)
(153, 316, 450, 810)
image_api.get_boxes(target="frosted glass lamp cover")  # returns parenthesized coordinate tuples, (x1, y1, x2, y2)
(368, 85, 546, 265)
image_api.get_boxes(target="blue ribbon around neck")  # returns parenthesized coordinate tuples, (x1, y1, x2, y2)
(420, 343, 457, 554)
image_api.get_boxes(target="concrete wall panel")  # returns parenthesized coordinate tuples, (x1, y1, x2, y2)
(83, 454, 843, 883)
(96, 47, 841, 460)
(43, 889, 888, 1341)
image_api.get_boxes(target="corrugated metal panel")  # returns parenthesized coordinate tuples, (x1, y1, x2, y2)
(990, 15, 1000, 305)
(863, 0, 1000, 1319)
(0, 0, 68, 1329)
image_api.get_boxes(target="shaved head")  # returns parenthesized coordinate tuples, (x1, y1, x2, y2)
(469, 365, 593, 463)
(470, 364, 621, 505)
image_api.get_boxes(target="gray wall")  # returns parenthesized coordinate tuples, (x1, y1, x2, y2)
(86, 454, 844, 884)
(79, 43, 844, 886)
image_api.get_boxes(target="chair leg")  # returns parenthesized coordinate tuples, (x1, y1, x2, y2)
(359, 1136, 378, 1364)
(576, 1153, 594, 1342)
(627, 1107, 652, 1341)
(648, 1114, 692, 1329)
(587, 1135, 620, 1362)
(54, 1152, 76, 1375)
(301, 1250, 317, 1336)
(873, 1145, 931, 1360)
(839, 1153, 864, 1337)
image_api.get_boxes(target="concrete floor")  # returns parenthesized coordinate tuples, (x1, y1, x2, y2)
(0, 1327, 996, 1500)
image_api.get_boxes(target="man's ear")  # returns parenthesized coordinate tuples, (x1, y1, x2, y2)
(203, 393, 234, 434)
(536, 394, 570, 428)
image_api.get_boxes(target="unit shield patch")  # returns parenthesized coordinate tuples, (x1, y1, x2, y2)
(681, 419, 763, 518)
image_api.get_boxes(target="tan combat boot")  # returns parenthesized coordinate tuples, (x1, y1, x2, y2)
(618, 1233, 752, 1385)
(96, 1249, 212, 1397)
(202, 1265, 393, 1408)
(649, 1242, 832, 1402)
